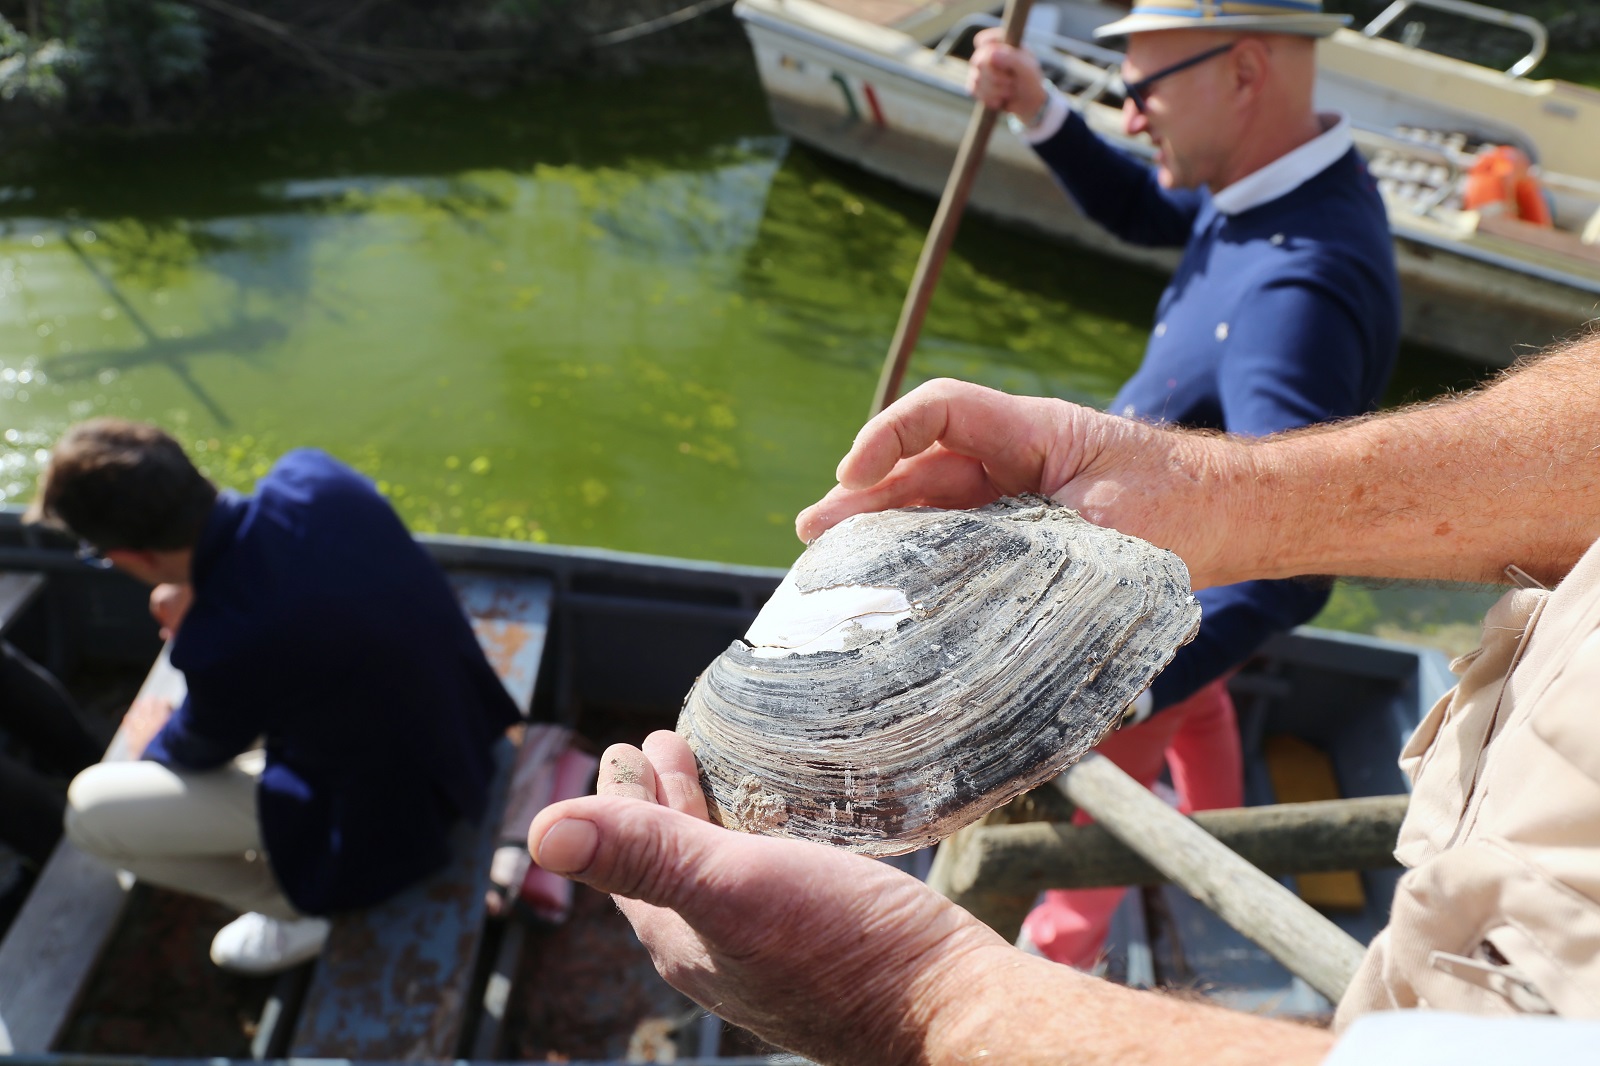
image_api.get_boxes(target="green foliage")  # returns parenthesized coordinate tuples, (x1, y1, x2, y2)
(1326, 0, 1600, 85)
(0, 0, 736, 129)
(52, 0, 207, 117)
(0, 14, 75, 105)
(0, 1, 206, 117)
(1313, 584, 1383, 635)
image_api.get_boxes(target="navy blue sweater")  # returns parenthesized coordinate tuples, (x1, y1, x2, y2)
(144, 450, 520, 915)
(1035, 112, 1400, 711)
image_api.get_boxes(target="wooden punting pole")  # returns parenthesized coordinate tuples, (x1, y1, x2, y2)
(870, 0, 1034, 416)
(1051, 752, 1370, 1003)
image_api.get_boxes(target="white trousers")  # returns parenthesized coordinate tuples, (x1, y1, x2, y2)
(64, 750, 302, 920)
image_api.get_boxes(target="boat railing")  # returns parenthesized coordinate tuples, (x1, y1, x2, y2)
(932, 13, 1130, 108)
(1352, 121, 1469, 218)
(1373, 126, 1600, 210)
(1361, 0, 1548, 79)
(1353, 122, 1468, 170)
(1536, 168, 1600, 208)
(932, 12, 1126, 69)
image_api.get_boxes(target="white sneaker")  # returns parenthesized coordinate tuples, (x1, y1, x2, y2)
(209, 912, 331, 975)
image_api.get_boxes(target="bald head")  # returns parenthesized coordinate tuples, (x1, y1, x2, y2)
(1122, 28, 1325, 191)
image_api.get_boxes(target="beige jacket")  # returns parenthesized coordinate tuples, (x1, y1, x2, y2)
(1337, 540, 1600, 1025)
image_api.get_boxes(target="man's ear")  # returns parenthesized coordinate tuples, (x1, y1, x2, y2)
(1230, 36, 1271, 105)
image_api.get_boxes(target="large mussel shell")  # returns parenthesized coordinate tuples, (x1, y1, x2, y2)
(676, 496, 1200, 856)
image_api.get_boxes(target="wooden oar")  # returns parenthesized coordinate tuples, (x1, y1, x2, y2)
(932, 793, 1408, 895)
(1054, 752, 1370, 1003)
(869, 0, 1035, 416)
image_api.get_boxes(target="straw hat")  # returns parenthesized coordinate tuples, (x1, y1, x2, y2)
(1094, 0, 1352, 40)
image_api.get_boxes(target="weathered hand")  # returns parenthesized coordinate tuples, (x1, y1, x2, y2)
(794, 379, 1248, 589)
(527, 732, 1335, 1065)
(967, 28, 1048, 119)
(527, 730, 1008, 1066)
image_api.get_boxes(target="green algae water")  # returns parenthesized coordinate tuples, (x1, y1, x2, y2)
(0, 60, 1498, 642)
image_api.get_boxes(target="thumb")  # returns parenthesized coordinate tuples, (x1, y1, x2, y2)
(529, 794, 754, 939)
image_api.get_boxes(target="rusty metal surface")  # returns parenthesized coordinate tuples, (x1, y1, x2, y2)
(449, 571, 554, 714)
(105, 647, 185, 760)
(289, 572, 553, 1060)
(289, 737, 515, 1060)
(504, 883, 702, 1061)
(53, 887, 271, 1057)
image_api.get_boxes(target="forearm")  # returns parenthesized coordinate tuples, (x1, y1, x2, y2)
(805, 341, 1600, 592)
(141, 672, 263, 769)
(1228, 344, 1600, 587)
(1032, 113, 1196, 247)
(921, 943, 1332, 1066)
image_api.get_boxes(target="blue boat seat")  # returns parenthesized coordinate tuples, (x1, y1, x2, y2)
(287, 570, 554, 1060)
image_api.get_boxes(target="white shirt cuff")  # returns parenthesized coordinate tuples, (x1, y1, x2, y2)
(1007, 81, 1071, 145)
(1322, 1011, 1600, 1066)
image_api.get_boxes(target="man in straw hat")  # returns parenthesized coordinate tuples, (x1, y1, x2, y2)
(968, 0, 1401, 968)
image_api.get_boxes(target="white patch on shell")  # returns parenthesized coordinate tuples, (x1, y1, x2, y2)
(745, 566, 912, 658)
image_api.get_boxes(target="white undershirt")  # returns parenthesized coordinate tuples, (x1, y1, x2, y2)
(1211, 112, 1351, 214)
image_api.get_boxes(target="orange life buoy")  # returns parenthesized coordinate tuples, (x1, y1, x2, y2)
(1463, 145, 1552, 227)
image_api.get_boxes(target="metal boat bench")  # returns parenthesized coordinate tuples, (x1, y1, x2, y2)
(0, 571, 46, 640)
(286, 570, 552, 1060)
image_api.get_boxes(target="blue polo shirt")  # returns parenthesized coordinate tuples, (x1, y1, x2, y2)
(1032, 110, 1400, 711)
(144, 450, 520, 914)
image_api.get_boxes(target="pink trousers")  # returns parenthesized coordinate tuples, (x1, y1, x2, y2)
(1020, 678, 1243, 968)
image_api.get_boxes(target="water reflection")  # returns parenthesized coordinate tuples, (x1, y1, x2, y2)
(54, 230, 268, 428)
(0, 62, 1502, 644)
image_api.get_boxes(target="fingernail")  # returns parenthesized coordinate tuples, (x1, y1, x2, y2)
(534, 818, 599, 874)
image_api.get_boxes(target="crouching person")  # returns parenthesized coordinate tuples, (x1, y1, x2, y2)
(29, 420, 519, 974)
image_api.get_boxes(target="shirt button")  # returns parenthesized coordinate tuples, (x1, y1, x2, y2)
(1270, 233, 1285, 245)
(1215, 322, 1229, 340)
(1122, 404, 1137, 418)
(1154, 322, 1167, 337)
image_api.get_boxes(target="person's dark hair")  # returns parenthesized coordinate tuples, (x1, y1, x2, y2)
(26, 419, 217, 552)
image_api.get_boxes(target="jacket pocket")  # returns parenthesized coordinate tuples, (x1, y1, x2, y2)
(1396, 841, 1600, 1019)
(1427, 937, 1555, 1015)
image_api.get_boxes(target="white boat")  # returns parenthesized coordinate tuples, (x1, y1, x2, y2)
(735, 0, 1600, 365)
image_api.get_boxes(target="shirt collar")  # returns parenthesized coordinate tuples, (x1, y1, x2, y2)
(1210, 112, 1352, 216)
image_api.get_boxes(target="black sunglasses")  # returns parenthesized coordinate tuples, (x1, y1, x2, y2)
(1123, 41, 1237, 114)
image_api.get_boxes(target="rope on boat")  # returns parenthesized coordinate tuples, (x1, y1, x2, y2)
(591, 0, 737, 47)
